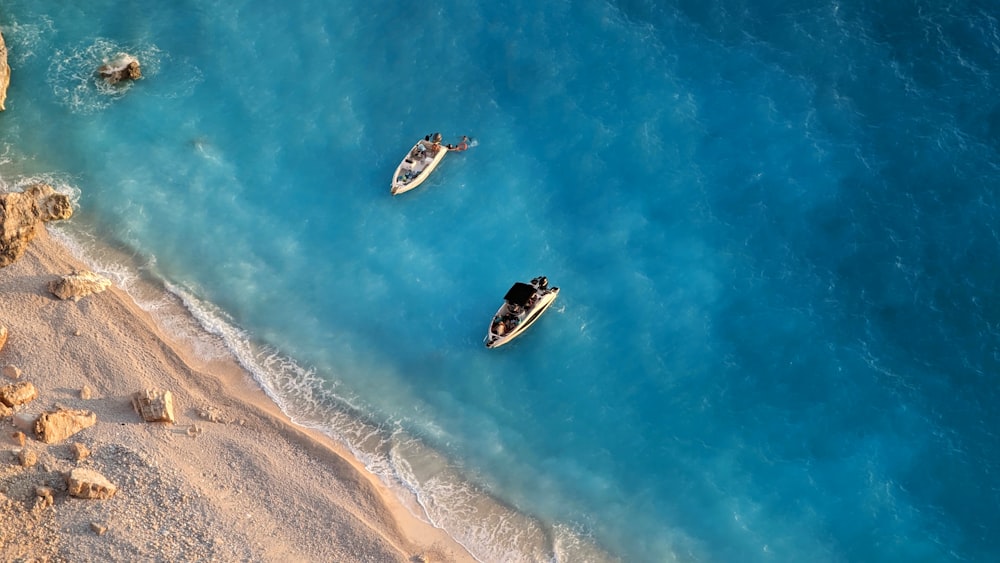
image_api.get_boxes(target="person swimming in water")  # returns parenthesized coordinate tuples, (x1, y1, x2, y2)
(446, 135, 470, 152)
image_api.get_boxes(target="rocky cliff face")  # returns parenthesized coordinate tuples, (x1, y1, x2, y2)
(0, 28, 9, 110)
(0, 184, 74, 267)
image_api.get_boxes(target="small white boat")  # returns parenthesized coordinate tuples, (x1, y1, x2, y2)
(391, 135, 447, 195)
(484, 276, 560, 349)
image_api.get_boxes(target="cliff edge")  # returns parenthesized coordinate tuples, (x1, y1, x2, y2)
(0, 28, 8, 110)
(0, 184, 74, 267)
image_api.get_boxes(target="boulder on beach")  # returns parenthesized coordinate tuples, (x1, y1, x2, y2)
(66, 468, 117, 500)
(34, 408, 97, 444)
(0, 380, 37, 407)
(97, 54, 141, 84)
(18, 448, 37, 468)
(0, 183, 74, 268)
(48, 270, 112, 301)
(132, 388, 175, 424)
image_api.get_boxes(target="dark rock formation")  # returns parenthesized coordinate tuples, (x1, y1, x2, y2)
(0, 28, 9, 110)
(98, 54, 141, 84)
(0, 183, 74, 267)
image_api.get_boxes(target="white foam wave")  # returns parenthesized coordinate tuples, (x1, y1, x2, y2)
(154, 282, 616, 562)
(2, 15, 55, 65)
(46, 38, 191, 114)
(0, 173, 82, 203)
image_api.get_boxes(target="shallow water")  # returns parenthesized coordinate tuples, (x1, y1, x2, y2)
(2, 1, 999, 561)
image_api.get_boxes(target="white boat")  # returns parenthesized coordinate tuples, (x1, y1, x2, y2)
(484, 276, 560, 349)
(391, 135, 447, 195)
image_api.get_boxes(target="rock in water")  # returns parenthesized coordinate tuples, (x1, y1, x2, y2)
(66, 468, 117, 500)
(34, 408, 97, 444)
(97, 54, 141, 84)
(0, 28, 9, 110)
(0, 183, 74, 268)
(48, 270, 112, 301)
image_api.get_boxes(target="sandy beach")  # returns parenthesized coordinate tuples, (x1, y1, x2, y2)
(0, 227, 475, 562)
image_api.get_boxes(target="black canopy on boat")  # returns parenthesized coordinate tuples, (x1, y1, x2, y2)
(503, 282, 537, 306)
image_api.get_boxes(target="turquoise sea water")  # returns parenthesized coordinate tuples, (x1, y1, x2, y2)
(2, 1, 999, 561)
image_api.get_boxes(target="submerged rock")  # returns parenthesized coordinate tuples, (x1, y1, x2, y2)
(0, 183, 74, 268)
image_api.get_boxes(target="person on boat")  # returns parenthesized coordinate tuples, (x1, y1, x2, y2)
(421, 132, 443, 153)
(447, 135, 470, 152)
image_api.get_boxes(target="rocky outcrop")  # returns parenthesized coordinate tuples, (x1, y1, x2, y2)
(34, 408, 97, 444)
(0, 325, 7, 353)
(66, 468, 117, 499)
(0, 28, 9, 110)
(98, 54, 141, 85)
(0, 183, 74, 267)
(48, 270, 111, 301)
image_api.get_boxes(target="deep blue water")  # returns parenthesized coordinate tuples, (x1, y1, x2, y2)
(2, 1, 999, 561)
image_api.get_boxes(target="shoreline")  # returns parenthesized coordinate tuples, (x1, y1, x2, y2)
(42, 219, 598, 563)
(0, 227, 476, 562)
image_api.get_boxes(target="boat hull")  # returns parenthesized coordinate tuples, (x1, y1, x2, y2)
(390, 140, 447, 195)
(485, 285, 559, 349)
